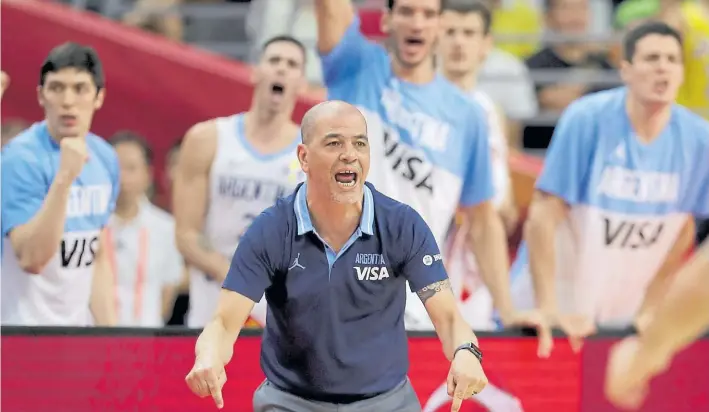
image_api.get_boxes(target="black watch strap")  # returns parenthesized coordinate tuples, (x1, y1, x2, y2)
(454, 342, 483, 364)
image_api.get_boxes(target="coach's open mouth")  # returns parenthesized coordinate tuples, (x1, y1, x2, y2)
(334, 170, 358, 187)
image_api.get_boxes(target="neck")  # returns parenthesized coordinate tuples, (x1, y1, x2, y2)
(245, 100, 294, 141)
(444, 68, 477, 92)
(306, 185, 363, 238)
(626, 96, 672, 142)
(552, 44, 587, 64)
(391, 55, 436, 84)
(114, 196, 141, 221)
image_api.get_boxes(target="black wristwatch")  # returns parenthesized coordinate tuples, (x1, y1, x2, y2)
(454, 342, 483, 364)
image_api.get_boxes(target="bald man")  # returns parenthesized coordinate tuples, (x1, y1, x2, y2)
(186, 101, 488, 412)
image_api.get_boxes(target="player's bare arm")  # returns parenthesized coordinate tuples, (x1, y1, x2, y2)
(419, 278, 488, 412)
(605, 241, 709, 410)
(174, 121, 231, 282)
(635, 217, 696, 332)
(187, 289, 256, 409)
(313, 0, 356, 54)
(89, 229, 118, 326)
(461, 201, 514, 319)
(524, 191, 568, 316)
(525, 191, 596, 351)
(9, 138, 87, 274)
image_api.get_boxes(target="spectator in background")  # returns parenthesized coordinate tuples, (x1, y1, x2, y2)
(477, 46, 538, 148)
(123, 0, 183, 40)
(107, 131, 183, 327)
(488, 0, 543, 59)
(524, 0, 615, 150)
(2, 120, 29, 148)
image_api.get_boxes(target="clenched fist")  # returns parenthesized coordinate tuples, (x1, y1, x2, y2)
(59, 137, 89, 180)
(185, 356, 227, 409)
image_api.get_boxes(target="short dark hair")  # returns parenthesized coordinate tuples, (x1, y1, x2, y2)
(261, 35, 307, 66)
(109, 131, 154, 166)
(623, 20, 683, 62)
(442, 0, 492, 35)
(388, 0, 447, 11)
(39, 42, 105, 90)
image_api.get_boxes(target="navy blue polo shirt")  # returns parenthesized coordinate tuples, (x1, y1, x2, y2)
(223, 182, 447, 398)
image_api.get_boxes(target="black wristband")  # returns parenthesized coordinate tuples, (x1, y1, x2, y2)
(454, 342, 483, 364)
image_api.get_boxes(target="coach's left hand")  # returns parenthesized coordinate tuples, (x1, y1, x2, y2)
(447, 349, 488, 412)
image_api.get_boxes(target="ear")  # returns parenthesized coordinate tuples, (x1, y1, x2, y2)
(618, 60, 631, 84)
(481, 34, 494, 59)
(296, 143, 309, 173)
(380, 10, 391, 35)
(94, 88, 106, 110)
(37, 86, 45, 108)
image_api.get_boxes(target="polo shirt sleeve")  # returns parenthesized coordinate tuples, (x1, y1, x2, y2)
(399, 206, 448, 293)
(221, 210, 276, 302)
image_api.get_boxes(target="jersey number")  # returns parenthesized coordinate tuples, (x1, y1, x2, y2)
(603, 218, 664, 249)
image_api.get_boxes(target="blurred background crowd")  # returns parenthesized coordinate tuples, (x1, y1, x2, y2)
(1, 0, 708, 329)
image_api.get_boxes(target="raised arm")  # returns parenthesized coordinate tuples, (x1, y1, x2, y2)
(314, 0, 356, 54)
(173, 121, 230, 282)
(2, 138, 87, 274)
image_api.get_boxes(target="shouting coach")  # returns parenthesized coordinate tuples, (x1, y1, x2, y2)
(186, 101, 487, 412)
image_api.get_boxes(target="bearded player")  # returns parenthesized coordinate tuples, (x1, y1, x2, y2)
(510, 20, 709, 352)
(174, 35, 307, 328)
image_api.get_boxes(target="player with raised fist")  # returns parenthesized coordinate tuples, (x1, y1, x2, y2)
(1, 42, 120, 326)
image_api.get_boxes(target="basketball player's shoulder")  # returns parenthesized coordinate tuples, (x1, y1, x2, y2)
(673, 104, 709, 145)
(2, 124, 43, 158)
(181, 117, 223, 162)
(571, 87, 626, 118)
(437, 75, 485, 117)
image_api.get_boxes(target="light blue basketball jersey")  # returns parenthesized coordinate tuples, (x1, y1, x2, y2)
(320, 17, 494, 248)
(511, 88, 709, 326)
(1, 121, 120, 325)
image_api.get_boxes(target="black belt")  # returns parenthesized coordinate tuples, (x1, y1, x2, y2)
(273, 382, 386, 405)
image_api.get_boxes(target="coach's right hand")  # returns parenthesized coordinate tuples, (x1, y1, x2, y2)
(59, 137, 89, 180)
(186, 356, 227, 409)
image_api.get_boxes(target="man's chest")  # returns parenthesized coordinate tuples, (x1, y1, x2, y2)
(273, 239, 406, 317)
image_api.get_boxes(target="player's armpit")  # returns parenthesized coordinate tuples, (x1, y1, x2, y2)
(313, 0, 356, 54)
(173, 121, 230, 281)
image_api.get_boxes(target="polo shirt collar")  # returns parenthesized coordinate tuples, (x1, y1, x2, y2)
(294, 183, 375, 236)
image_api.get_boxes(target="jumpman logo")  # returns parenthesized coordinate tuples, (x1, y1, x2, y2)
(289, 253, 305, 271)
